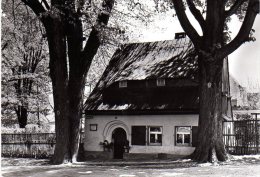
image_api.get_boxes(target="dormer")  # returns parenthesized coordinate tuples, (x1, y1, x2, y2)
(119, 80, 127, 88)
(175, 32, 186, 39)
(156, 78, 165, 87)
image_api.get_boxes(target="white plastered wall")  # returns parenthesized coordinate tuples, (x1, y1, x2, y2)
(84, 114, 198, 155)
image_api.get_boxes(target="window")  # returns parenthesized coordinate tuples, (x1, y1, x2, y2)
(119, 81, 127, 88)
(131, 126, 146, 145)
(149, 126, 162, 145)
(175, 32, 186, 39)
(156, 79, 165, 86)
(90, 124, 98, 131)
(175, 126, 191, 146)
(131, 126, 163, 146)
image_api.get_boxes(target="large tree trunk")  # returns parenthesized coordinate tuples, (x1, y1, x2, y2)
(172, 0, 258, 163)
(191, 55, 228, 162)
(45, 18, 71, 164)
(45, 15, 88, 164)
(16, 105, 28, 128)
(20, 0, 115, 164)
(65, 11, 85, 162)
(68, 75, 85, 162)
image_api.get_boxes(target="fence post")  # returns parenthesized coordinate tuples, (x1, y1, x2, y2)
(254, 114, 259, 154)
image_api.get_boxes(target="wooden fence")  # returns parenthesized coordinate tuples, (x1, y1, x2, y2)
(223, 114, 260, 155)
(1, 133, 56, 158)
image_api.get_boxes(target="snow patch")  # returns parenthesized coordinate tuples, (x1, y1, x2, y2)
(175, 159, 192, 163)
(111, 104, 131, 110)
(78, 171, 93, 174)
(46, 169, 62, 174)
(97, 103, 110, 110)
(197, 163, 212, 167)
(1, 158, 49, 166)
(97, 103, 131, 110)
(156, 105, 167, 109)
(198, 169, 210, 172)
(232, 154, 260, 160)
(162, 172, 184, 176)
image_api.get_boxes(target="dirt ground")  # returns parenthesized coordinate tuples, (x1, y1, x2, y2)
(1, 155, 260, 177)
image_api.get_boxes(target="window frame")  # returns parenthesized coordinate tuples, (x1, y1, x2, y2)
(90, 124, 98, 131)
(175, 126, 192, 146)
(156, 79, 165, 86)
(119, 80, 127, 88)
(148, 126, 163, 146)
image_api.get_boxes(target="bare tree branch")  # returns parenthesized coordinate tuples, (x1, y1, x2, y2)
(225, 0, 248, 17)
(81, 0, 115, 72)
(172, 0, 202, 49)
(186, 0, 206, 33)
(218, 0, 259, 59)
(21, 0, 46, 16)
(41, 0, 50, 10)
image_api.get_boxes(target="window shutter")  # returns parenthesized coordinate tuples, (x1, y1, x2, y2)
(192, 126, 198, 147)
(131, 126, 146, 145)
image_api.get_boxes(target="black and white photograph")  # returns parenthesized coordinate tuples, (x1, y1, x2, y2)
(1, 0, 260, 176)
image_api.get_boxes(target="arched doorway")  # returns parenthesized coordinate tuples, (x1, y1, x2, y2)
(112, 128, 127, 159)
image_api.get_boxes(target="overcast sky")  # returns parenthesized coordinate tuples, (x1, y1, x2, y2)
(228, 16, 260, 92)
(133, 10, 260, 92)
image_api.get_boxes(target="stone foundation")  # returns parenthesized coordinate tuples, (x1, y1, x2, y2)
(83, 151, 185, 161)
(124, 153, 184, 160)
(84, 151, 113, 160)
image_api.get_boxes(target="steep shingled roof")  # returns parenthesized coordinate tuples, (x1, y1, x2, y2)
(84, 38, 199, 113)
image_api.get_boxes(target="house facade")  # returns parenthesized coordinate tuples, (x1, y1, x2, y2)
(83, 33, 232, 160)
(229, 76, 249, 108)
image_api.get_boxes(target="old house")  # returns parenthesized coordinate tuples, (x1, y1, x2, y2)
(229, 76, 249, 108)
(83, 33, 232, 160)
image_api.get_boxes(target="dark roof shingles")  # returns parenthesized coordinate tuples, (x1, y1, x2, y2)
(85, 38, 198, 112)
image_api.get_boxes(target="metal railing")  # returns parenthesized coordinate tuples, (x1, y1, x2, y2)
(223, 115, 260, 155)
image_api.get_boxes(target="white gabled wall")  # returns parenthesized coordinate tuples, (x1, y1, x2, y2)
(84, 114, 198, 155)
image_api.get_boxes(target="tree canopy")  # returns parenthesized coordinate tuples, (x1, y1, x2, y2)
(1, 0, 51, 128)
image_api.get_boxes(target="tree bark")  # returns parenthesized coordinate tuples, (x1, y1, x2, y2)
(16, 106, 28, 128)
(191, 55, 228, 162)
(20, 0, 115, 164)
(44, 17, 71, 164)
(172, 0, 258, 163)
(68, 75, 85, 162)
